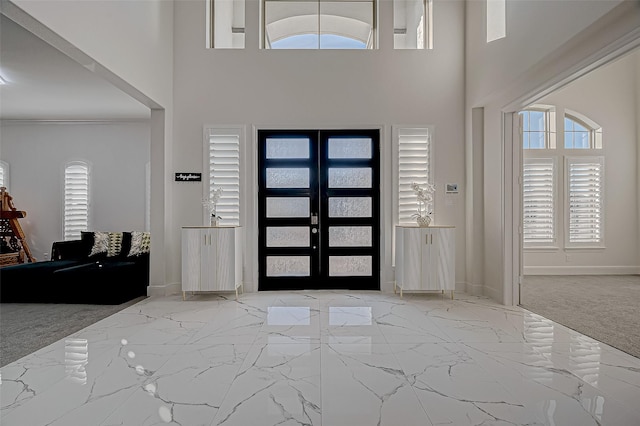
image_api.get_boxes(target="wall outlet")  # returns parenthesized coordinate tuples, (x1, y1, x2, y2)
(565, 254, 571, 262)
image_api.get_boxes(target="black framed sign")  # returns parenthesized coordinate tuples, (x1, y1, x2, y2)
(175, 173, 202, 182)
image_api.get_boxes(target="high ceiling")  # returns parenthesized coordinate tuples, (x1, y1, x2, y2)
(0, 15, 150, 121)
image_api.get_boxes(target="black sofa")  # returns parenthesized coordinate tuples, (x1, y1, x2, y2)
(0, 231, 149, 304)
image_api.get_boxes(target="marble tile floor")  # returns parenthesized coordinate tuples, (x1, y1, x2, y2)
(2, 290, 640, 426)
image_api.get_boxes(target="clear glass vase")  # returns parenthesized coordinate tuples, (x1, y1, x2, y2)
(416, 215, 431, 227)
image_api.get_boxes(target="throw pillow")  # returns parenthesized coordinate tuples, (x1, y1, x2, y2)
(107, 232, 124, 257)
(88, 231, 109, 257)
(128, 231, 151, 257)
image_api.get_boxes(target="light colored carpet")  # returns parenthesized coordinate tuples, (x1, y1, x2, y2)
(521, 275, 640, 359)
(0, 297, 146, 367)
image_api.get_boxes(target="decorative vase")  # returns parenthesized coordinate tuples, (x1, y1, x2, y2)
(416, 215, 431, 227)
(210, 215, 219, 227)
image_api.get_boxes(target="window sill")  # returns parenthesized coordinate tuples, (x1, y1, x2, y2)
(524, 246, 559, 252)
(564, 246, 606, 251)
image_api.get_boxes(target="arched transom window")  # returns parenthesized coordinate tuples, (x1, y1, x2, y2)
(264, 0, 375, 49)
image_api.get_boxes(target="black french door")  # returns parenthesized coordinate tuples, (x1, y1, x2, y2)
(258, 129, 380, 291)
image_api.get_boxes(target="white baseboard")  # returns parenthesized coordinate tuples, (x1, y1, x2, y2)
(464, 281, 484, 296)
(482, 285, 501, 303)
(147, 282, 181, 297)
(382, 280, 396, 293)
(524, 266, 640, 275)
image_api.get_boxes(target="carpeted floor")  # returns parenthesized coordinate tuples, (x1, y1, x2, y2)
(0, 297, 146, 367)
(521, 275, 640, 359)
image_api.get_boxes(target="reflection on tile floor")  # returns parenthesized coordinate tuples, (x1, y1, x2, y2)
(2, 291, 640, 425)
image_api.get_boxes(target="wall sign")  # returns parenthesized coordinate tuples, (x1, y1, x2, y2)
(175, 173, 202, 182)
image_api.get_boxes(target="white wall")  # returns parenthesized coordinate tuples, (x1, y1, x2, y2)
(466, 0, 621, 106)
(173, 0, 467, 293)
(465, 0, 639, 303)
(0, 122, 150, 261)
(523, 52, 639, 274)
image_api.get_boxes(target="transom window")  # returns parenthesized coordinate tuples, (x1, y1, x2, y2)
(393, 0, 433, 49)
(207, 0, 246, 48)
(263, 0, 376, 49)
(521, 108, 556, 149)
(564, 111, 603, 149)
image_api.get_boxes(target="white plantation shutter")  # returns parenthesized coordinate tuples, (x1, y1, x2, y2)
(0, 161, 7, 190)
(398, 131, 431, 224)
(64, 162, 89, 240)
(523, 158, 555, 246)
(567, 157, 604, 245)
(208, 132, 240, 226)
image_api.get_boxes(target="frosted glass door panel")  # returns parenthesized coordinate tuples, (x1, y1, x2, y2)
(329, 226, 372, 247)
(266, 197, 310, 217)
(328, 168, 372, 188)
(328, 197, 372, 217)
(266, 168, 310, 188)
(266, 138, 310, 158)
(329, 256, 372, 276)
(327, 138, 372, 159)
(267, 256, 311, 276)
(267, 227, 310, 247)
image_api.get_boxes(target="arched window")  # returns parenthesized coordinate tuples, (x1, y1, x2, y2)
(64, 161, 90, 241)
(263, 0, 375, 49)
(564, 110, 603, 149)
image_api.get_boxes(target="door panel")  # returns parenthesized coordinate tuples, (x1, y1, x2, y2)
(258, 129, 379, 290)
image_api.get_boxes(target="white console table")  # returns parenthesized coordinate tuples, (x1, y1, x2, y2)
(181, 226, 243, 300)
(394, 225, 455, 298)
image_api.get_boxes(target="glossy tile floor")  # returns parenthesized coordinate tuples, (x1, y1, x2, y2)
(2, 291, 640, 425)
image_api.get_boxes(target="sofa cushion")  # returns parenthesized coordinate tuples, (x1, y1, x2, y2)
(2, 260, 83, 277)
(85, 231, 110, 258)
(83, 231, 133, 259)
(128, 231, 150, 257)
(107, 232, 123, 257)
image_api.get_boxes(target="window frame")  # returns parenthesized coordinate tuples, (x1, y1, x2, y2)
(63, 160, 91, 241)
(393, 0, 433, 50)
(521, 106, 604, 251)
(207, 0, 246, 49)
(522, 156, 558, 249)
(203, 125, 244, 227)
(392, 126, 434, 226)
(261, 0, 378, 50)
(564, 110, 603, 150)
(564, 155, 605, 249)
(520, 107, 556, 150)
